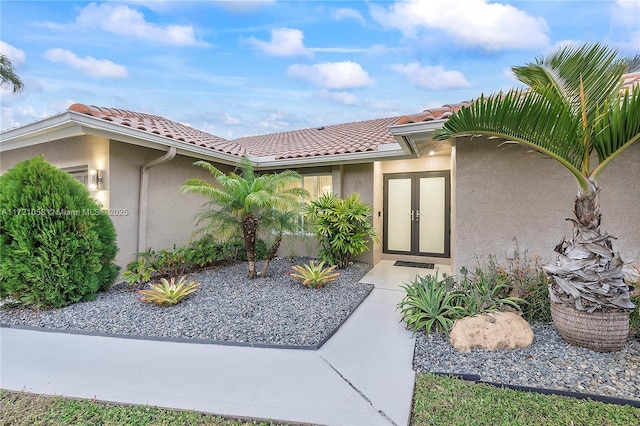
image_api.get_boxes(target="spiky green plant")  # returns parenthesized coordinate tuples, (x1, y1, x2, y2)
(397, 272, 466, 336)
(182, 157, 308, 279)
(289, 260, 340, 288)
(137, 276, 201, 306)
(433, 43, 638, 319)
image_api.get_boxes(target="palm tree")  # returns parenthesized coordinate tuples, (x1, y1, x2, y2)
(0, 54, 24, 93)
(433, 43, 639, 350)
(182, 157, 308, 279)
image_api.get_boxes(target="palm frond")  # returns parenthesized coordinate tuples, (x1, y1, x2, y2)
(434, 88, 589, 188)
(591, 87, 640, 180)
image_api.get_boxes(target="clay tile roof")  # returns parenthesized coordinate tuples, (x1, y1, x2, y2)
(622, 71, 640, 92)
(68, 103, 247, 156)
(233, 116, 402, 160)
(396, 102, 471, 125)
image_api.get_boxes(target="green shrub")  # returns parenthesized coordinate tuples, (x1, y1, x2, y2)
(94, 209, 120, 291)
(305, 193, 378, 269)
(289, 260, 340, 288)
(478, 250, 552, 324)
(0, 156, 119, 308)
(397, 272, 466, 335)
(186, 234, 224, 267)
(122, 257, 156, 287)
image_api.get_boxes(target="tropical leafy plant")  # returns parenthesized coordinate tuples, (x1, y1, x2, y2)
(305, 193, 379, 269)
(182, 157, 308, 279)
(397, 272, 466, 336)
(137, 276, 201, 306)
(122, 257, 155, 287)
(433, 43, 638, 316)
(289, 260, 340, 288)
(456, 266, 527, 317)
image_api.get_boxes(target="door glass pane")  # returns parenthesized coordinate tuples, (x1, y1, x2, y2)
(387, 178, 412, 252)
(419, 177, 445, 254)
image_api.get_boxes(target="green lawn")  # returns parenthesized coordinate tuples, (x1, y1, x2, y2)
(412, 373, 640, 426)
(2, 374, 639, 426)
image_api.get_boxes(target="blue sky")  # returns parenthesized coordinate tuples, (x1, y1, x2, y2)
(1, 0, 639, 138)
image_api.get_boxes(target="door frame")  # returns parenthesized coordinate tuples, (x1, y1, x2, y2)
(382, 171, 451, 258)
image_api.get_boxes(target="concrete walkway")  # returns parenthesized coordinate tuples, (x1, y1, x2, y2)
(0, 261, 447, 426)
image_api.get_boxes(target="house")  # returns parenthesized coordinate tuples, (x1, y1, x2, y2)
(2, 72, 639, 274)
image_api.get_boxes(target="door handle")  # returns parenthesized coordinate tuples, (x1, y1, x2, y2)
(415, 210, 420, 221)
(409, 210, 414, 221)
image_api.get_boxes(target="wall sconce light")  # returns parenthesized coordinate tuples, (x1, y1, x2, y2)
(89, 169, 103, 191)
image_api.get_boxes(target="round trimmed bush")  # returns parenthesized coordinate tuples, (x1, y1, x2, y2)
(0, 156, 119, 308)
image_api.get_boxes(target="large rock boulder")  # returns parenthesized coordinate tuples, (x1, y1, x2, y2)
(449, 312, 534, 352)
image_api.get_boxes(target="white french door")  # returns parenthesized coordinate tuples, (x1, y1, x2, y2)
(383, 172, 450, 257)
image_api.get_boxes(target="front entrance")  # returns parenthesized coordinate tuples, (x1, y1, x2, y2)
(383, 171, 450, 257)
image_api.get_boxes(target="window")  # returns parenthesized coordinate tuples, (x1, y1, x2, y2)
(287, 174, 333, 233)
(62, 165, 89, 187)
(302, 175, 333, 201)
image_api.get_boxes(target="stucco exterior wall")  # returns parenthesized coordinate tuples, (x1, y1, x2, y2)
(454, 137, 640, 274)
(0, 135, 110, 207)
(109, 141, 230, 266)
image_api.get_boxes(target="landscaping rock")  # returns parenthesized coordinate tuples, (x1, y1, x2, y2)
(449, 312, 534, 352)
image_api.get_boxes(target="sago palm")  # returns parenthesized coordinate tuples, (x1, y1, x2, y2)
(433, 43, 639, 315)
(182, 157, 308, 279)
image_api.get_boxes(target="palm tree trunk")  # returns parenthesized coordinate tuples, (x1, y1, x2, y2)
(544, 189, 634, 312)
(260, 235, 282, 278)
(241, 215, 259, 279)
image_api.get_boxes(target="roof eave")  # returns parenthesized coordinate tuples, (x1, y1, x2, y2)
(388, 119, 448, 156)
(1, 111, 245, 166)
(251, 144, 411, 170)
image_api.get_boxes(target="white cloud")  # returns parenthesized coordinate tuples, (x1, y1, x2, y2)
(610, 0, 640, 53)
(370, 0, 549, 51)
(319, 90, 358, 105)
(334, 8, 366, 26)
(76, 3, 198, 46)
(44, 48, 128, 78)
(224, 112, 241, 125)
(0, 41, 26, 67)
(246, 28, 313, 57)
(390, 62, 470, 90)
(0, 106, 49, 131)
(286, 61, 373, 89)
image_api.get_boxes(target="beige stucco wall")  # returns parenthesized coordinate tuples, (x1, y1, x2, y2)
(109, 141, 231, 266)
(454, 137, 640, 274)
(0, 135, 110, 208)
(373, 156, 453, 266)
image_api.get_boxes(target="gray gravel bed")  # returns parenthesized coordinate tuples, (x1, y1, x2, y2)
(413, 324, 640, 402)
(0, 258, 373, 348)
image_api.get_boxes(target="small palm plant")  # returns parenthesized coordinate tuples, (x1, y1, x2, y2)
(137, 276, 201, 306)
(182, 157, 308, 279)
(290, 260, 340, 288)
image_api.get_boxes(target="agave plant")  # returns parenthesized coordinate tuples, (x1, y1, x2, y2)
(137, 276, 201, 306)
(456, 267, 527, 317)
(433, 43, 638, 316)
(397, 272, 466, 336)
(289, 260, 340, 288)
